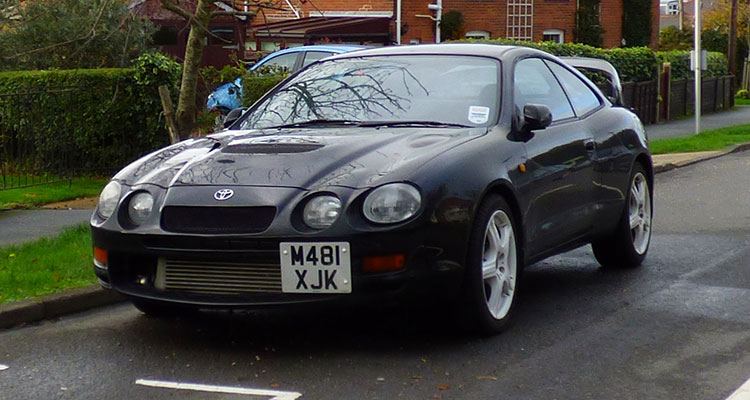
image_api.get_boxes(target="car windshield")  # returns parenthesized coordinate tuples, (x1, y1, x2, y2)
(238, 55, 500, 130)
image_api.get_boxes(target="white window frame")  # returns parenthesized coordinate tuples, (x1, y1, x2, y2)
(543, 29, 564, 44)
(465, 30, 490, 40)
(507, 0, 534, 41)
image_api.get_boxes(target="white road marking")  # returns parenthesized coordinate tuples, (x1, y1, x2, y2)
(726, 377, 750, 400)
(135, 379, 302, 400)
(0, 364, 8, 371)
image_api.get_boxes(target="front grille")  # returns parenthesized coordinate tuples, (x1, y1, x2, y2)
(155, 258, 282, 295)
(161, 206, 276, 234)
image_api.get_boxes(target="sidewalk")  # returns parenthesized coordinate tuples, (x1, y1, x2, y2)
(646, 105, 750, 140)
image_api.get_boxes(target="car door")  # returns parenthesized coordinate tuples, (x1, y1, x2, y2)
(513, 57, 597, 257)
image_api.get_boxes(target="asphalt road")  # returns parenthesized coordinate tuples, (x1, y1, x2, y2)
(1, 153, 749, 400)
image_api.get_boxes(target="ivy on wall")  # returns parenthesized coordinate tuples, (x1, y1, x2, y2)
(622, 0, 653, 47)
(575, 0, 605, 47)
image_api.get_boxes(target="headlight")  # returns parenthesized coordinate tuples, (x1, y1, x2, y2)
(363, 183, 421, 224)
(303, 195, 341, 229)
(97, 181, 121, 220)
(128, 192, 154, 225)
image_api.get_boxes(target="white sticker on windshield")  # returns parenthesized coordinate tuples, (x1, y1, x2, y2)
(468, 106, 490, 124)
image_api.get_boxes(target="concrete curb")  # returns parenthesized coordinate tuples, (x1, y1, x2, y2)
(653, 143, 750, 174)
(0, 285, 125, 329)
(1, 145, 748, 330)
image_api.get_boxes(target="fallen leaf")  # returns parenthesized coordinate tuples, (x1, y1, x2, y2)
(270, 383, 280, 388)
(411, 375, 423, 380)
(53, 274, 61, 281)
(476, 375, 498, 381)
(431, 394, 442, 399)
(437, 384, 450, 391)
(8, 254, 15, 258)
(31, 258, 38, 263)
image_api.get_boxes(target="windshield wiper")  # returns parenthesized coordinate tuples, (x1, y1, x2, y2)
(359, 120, 472, 128)
(265, 119, 362, 129)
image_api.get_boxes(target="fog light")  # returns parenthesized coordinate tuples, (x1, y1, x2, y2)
(93, 246, 108, 270)
(362, 254, 405, 273)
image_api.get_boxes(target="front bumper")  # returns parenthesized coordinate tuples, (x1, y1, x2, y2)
(91, 226, 465, 309)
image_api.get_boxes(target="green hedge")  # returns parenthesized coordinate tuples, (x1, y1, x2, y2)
(0, 54, 180, 174)
(457, 38, 729, 82)
(241, 73, 287, 107)
(655, 50, 729, 80)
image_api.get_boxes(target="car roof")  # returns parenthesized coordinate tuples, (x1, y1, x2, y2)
(324, 43, 521, 61)
(251, 44, 369, 70)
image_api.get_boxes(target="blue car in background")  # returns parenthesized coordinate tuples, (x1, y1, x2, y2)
(206, 44, 368, 113)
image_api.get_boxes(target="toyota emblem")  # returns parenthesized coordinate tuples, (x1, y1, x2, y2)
(213, 189, 234, 201)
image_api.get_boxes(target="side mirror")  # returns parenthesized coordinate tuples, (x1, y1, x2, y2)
(223, 107, 247, 129)
(523, 104, 552, 131)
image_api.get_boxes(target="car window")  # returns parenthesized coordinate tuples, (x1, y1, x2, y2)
(545, 61, 602, 116)
(302, 51, 334, 68)
(240, 55, 500, 129)
(514, 58, 574, 122)
(262, 53, 298, 71)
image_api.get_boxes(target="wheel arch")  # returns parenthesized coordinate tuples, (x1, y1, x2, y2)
(634, 152, 654, 190)
(474, 180, 526, 264)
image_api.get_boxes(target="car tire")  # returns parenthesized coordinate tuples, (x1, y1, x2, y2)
(463, 195, 521, 334)
(592, 163, 652, 268)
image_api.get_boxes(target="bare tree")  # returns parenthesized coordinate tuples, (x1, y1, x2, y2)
(159, 0, 284, 139)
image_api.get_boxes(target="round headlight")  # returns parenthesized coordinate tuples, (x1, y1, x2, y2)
(128, 192, 154, 226)
(97, 181, 121, 220)
(303, 195, 341, 229)
(363, 183, 421, 224)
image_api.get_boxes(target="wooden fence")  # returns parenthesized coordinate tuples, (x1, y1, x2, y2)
(610, 75, 734, 125)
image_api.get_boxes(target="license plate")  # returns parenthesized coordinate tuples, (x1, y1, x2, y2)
(280, 242, 351, 294)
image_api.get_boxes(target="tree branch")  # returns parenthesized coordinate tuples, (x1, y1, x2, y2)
(160, 0, 193, 21)
(210, 10, 258, 18)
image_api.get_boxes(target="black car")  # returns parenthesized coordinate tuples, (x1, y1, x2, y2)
(91, 44, 653, 333)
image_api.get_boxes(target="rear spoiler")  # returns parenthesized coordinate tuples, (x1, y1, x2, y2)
(560, 57, 624, 107)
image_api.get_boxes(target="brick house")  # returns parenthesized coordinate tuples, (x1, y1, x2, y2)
(258, 0, 659, 48)
(136, 0, 660, 67)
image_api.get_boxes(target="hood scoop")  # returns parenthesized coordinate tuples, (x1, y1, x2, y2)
(222, 136, 324, 154)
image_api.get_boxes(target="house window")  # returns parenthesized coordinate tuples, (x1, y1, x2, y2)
(209, 27, 235, 45)
(543, 29, 564, 43)
(667, 1, 679, 15)
(466, 30, 490, 40)
(152, 25, 178, 46)
(507, 0, 533, 41)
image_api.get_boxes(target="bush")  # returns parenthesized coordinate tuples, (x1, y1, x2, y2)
(240, 66, 289, 107)
(0, 62, 180, 174)
(736, 89, 749, 99)
(655, 50, 729, 80)
(457, 38, 729, 82)
(457, 38, 658, 82)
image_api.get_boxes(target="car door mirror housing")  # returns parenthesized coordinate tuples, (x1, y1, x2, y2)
(223, 107, 247, 128)
(523, 104, 552, 131)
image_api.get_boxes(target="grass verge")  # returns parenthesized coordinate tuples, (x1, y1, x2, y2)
(650, 123, 750, 154)
(0, 224, 95, 304)
(0, 177, 106, 210)
(734, 98, 750, 106)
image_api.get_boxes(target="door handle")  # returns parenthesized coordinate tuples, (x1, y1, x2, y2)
(584, 139, 596, 151)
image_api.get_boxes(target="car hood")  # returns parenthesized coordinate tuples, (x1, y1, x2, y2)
(114, 127, 485, 190)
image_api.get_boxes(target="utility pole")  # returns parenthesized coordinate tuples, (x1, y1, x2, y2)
(729, 0, 738, 78)
(694, 0, 702, 134)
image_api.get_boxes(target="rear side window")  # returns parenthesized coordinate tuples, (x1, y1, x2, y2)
(546, 61, 602, 116)
(262, 53, 298, 71)
(302, 51, 334, 68)
(513, 58, 574, 122)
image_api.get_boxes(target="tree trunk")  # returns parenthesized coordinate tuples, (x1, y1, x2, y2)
(174, 0, 212, 139)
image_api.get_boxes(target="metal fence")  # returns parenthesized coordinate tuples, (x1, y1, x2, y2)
(0, 84, 128, 191)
